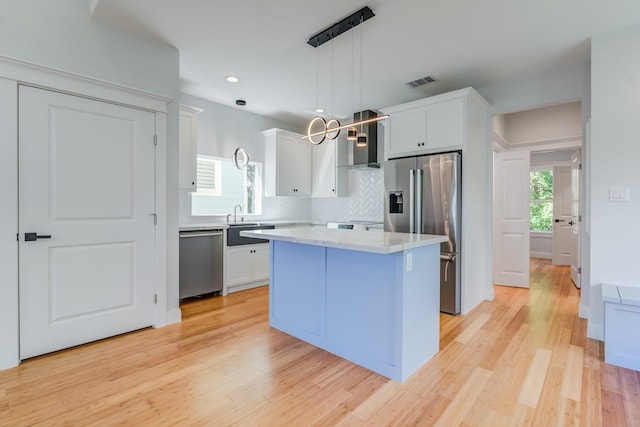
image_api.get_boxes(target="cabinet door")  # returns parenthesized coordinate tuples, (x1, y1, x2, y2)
(293, 139, 311, 196)
(264, 128, 312, 197)
(226, 247, 253, 286)
(179, 110, 198, 189)
(252, 244, 270, 281)
(276, 134, 296, 196)
(386, 107, 426, 158)
(425, 98, 464, 150)
(312, 139, 336, 197)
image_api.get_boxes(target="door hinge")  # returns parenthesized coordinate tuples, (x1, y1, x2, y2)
(154, 293, 158, 304)
(150, 213, 157, 225)
(578, 267, 582, 274)
(154, 134, 158, 146)
(579, 215, 582, 222)
(579, 163, 582, 170)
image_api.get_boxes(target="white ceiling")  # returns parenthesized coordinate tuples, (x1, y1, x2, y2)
(91, 0, 640, 127)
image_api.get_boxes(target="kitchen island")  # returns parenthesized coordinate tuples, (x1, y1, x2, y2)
(241, 227, 447, 382)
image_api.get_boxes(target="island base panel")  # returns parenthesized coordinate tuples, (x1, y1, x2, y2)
(269, 240, 441, 382)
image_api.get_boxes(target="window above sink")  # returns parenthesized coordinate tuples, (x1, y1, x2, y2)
(191, 155, 263, 216)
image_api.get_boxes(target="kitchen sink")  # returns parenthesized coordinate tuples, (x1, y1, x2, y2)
(226, 224, 275, 246)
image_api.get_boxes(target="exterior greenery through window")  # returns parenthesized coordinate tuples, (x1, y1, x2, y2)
(530, 170, 553, 231)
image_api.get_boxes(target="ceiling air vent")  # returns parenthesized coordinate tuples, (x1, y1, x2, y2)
(407, 75, 437, 88)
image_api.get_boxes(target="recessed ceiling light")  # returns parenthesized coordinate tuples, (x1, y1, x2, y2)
(226, 76, 239, 83)
(315, 108, 325, 114)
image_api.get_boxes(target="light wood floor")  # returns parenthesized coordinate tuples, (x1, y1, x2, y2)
(1, 258, 639, 426)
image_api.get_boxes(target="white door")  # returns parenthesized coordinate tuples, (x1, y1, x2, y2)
(19, 85, 157, 359)
(493, 151, 530, 288)
(570, 152, 582, 287)
(552, 166, 572, 265)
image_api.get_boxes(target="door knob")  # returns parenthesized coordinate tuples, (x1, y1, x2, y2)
(554, 219, 564, 223)
(568, 221, 574, 225)
(24, 232, 52, 242)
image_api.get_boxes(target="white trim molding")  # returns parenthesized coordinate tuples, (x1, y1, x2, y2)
(0, 54, 171, 112)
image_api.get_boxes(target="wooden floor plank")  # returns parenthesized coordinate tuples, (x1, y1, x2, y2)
(0, 259, 638, 426)
(518, 348, 553, 408)
(561, 344, 584, 402)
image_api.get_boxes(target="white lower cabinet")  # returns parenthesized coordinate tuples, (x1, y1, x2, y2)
(225, 244, 270, 293)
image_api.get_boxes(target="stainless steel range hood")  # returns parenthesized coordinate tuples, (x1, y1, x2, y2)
(351, 110, 381, 169)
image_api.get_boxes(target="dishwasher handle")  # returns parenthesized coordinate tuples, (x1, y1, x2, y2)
(179, 231, 224, 238)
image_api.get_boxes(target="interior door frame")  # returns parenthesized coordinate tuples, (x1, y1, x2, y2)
(0, 56, 172, 370)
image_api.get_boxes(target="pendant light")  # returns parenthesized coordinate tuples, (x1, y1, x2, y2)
(355, 14, 367, 147)
(347, 19, 357, 141)
(303, 7, 388, 144)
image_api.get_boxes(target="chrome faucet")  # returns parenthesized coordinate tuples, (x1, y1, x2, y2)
(233, 204, 243, 223)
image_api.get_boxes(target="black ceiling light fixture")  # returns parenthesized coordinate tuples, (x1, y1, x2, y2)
(303, 6, 389, 145)
(307, 6, 375, 48)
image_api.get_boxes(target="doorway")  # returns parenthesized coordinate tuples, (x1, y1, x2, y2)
(493, 101, 583, 289)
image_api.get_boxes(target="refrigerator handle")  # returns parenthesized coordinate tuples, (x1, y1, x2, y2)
(416, 168, 423, 234)
(409, 169, 415, 234)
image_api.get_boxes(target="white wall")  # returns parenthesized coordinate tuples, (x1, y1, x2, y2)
(178, 93, 311, 225)
(0, 0, 177, 96)
(503, 101, 582, 146)
(479, 63, 589, 116)
(0, 0, 180, 370)
(0, 78, 18, 369)
(589, 22, 640, 340)
(530, 233, 552, 259)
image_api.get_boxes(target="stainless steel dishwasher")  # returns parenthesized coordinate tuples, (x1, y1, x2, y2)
(179, 229, 224, 299)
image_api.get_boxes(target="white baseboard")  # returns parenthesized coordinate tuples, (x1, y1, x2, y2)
(587, 321, 603, 341)
(485, 286, 495, 301)
(166, 308, 182, 325)
(530, 251, 552, 259)
(0, 354, 19, 371)
(227, 281, 269, 294)
(578, 303, 590, 320)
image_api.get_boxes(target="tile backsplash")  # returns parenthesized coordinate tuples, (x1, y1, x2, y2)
(310, 167, 384, 224)
(181, 166, 383, 226)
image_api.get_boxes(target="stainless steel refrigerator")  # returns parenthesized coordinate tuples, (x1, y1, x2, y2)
(384, 151, 461, 314)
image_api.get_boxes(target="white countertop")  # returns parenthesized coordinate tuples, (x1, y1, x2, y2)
(179, 220, 312, 232)
(240, 228, 448, 254)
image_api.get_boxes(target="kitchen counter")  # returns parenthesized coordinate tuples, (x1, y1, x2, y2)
(240, 228, 447, 254)
(242, 227, 445, 382)
(179, 220, 312, 232)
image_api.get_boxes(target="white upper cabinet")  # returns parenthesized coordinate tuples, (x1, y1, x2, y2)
(383, 89, 478, 159)
(385, 107, 427, 156)
(179, 105, 202, 190)
(264, 128, 311, 197)
(311, 136, 348, 197)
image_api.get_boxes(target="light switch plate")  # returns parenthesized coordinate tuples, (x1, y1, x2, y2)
(406, 252, 413, 272)
(609, 186, 630, 202)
